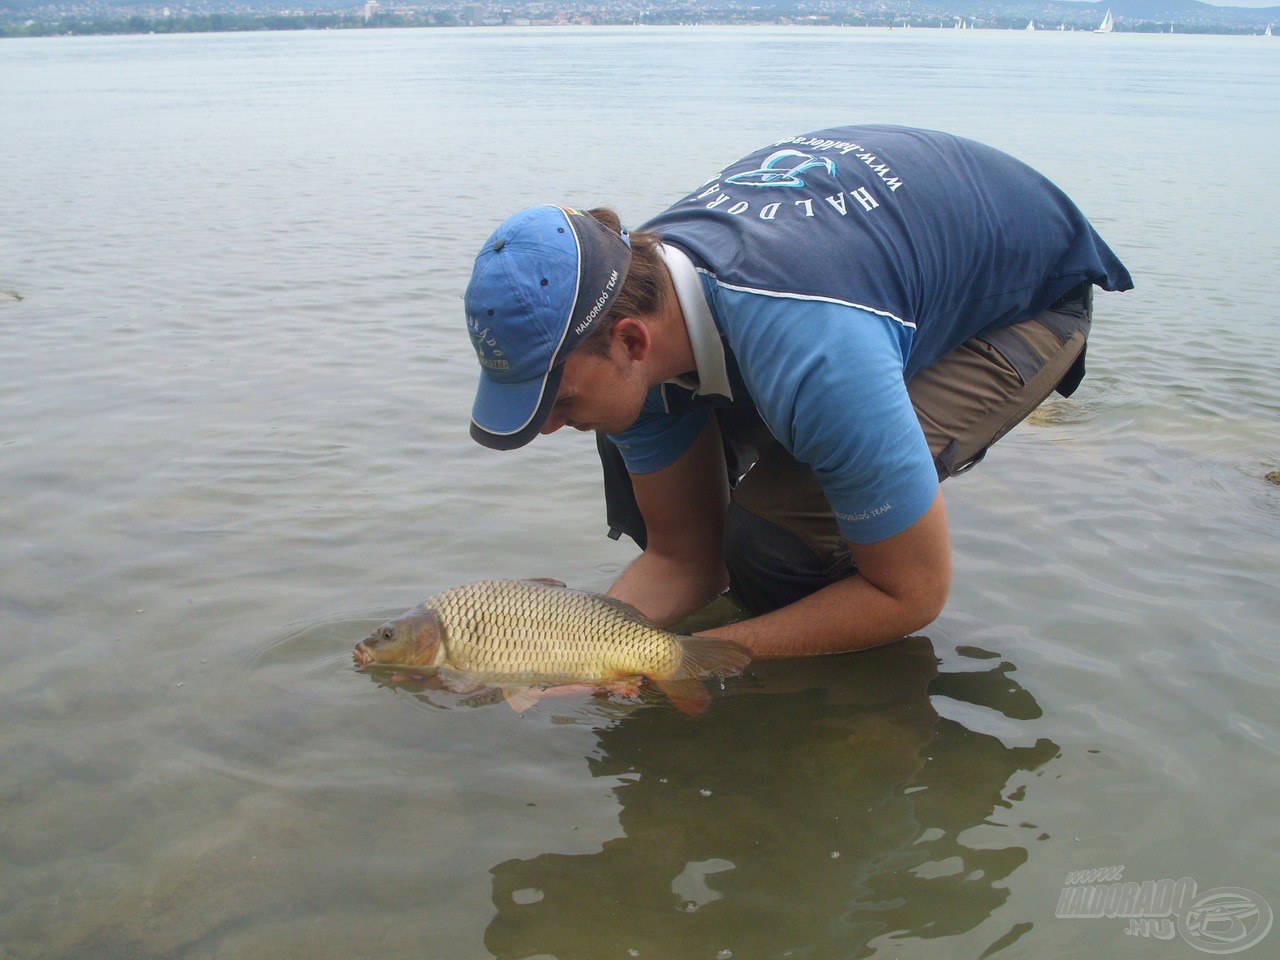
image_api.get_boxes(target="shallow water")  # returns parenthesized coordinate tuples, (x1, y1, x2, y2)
(1, 25, 1278, 959)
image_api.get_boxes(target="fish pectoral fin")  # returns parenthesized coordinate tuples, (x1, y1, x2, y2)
(599, 677, 645, 699)
(653, 677, 711, 716)
(501, 687, 542, 713)
(457, 687, 507, 708)
(438, 666, 486, 694)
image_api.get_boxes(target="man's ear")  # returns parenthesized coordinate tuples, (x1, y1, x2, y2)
(611, 316, 651, 361)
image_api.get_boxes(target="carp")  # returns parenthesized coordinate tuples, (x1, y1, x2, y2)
(354, 578, 750, 714)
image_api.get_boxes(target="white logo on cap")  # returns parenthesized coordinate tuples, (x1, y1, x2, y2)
(469, 318, 509, 370)
(573, 268, 620, 337)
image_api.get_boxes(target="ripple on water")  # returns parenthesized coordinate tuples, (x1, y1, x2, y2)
(239, 610, 396, 705)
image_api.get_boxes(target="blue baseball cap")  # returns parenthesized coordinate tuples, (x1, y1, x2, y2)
(465, 205, 632, 450)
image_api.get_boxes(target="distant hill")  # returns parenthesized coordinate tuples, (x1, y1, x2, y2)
(1093, 0, 1278, 20)
(3, 0, 1277, 31)
(909, 0, 1278, 22)
(849, 0, 1280, 27)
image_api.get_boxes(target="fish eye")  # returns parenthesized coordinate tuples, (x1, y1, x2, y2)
(381, 628, 394, 640)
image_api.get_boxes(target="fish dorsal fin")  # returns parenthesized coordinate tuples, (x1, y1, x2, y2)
(519, 579, 654, 623)
(518, 579, 657, 625)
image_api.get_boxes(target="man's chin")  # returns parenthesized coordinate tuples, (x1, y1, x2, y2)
(577, 421, 618, 435)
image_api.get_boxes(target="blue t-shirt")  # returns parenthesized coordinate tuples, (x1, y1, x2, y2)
(610, 125, 1133, 543)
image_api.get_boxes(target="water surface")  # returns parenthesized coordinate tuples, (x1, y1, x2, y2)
(1, 25, 1278, 959)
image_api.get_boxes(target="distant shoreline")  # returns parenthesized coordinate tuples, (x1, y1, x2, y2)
(3, 16, 1277, 39)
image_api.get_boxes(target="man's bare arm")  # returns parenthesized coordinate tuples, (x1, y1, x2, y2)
(699, 490, 952, 658)
(607, 417, 730, 626)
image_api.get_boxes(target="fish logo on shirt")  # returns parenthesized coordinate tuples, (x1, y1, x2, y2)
(723, 150, 838, 189)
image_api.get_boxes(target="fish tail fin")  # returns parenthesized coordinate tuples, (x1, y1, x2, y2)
(671, 635, 752, 679)
(651, 636, 750, 714)
(653, 677, 712, 716)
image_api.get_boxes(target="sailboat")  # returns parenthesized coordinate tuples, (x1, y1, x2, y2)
(1266, 23, 1274, 36)
(1026, 19, 1036, 30)
(1095, 9, 1114, 33)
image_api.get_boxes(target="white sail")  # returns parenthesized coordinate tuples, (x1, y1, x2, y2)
(1095, 9, 1114, 33)
(1266, 23, 1273, 37)
(1026, 19, 1036, 30)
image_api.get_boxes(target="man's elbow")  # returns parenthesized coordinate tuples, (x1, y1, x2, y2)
(897, 570, 950, 635)
(913, 583, 949, 632)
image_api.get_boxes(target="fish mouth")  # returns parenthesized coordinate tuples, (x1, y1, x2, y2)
(352, 643, 374, 667)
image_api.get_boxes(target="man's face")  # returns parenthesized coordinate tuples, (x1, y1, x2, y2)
(540, 339, 650, 438)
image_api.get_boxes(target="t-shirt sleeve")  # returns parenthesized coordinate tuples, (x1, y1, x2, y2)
(714, 288, 939, 543)
(607, 386, 710, 475)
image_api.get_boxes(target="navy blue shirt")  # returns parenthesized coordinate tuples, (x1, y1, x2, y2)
(612, 125, 1133, 541)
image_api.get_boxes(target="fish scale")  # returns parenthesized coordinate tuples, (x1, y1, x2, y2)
(433, 580, 680, 683)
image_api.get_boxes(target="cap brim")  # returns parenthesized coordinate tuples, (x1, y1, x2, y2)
(469, 362, 565, 451)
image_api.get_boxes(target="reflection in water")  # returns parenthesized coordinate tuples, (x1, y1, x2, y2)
(484, 640, 1058, 960)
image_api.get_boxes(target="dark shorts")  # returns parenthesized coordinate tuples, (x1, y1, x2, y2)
(599, 284, 1094, 614)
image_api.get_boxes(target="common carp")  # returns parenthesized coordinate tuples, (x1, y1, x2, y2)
(353, 578, 751, 714)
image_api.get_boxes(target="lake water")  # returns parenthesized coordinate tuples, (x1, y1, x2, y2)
(2, 24, 1278, 960)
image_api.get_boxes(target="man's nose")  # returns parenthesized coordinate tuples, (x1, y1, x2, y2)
(540, 413, 566, 435)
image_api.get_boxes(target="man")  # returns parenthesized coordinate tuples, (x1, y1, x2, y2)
(463, 124, 1132, 659)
